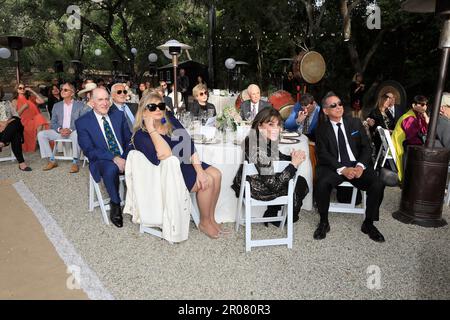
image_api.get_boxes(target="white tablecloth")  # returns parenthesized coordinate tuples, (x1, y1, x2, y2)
(195, 134, 313, 223)
(207, 94, 237, 116)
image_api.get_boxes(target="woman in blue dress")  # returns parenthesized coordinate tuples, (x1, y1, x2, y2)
(127, 92, 223, 239)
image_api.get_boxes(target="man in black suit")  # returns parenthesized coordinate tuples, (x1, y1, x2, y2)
(385, 92, 405, 128)
(314, 92, 385, 242)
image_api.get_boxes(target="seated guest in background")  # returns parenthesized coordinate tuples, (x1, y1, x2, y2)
(46, 84, 62, 119)
(436, 92, 450, 149)
(366, 94, 394, 154)
(127, 92, 224, 239)
(38, 83, 84, 173)
(138, 82, 147, 100)
(109, 83, 135, 132)
(78, 82, 97, 115)
(196, 75, 207, 87)
(12, 84, 49, 153)
(159, 80, 169, 97)
(168, 83, 184, 111)
(231, 108, 309, 226)
(0, 101, 31, 171)
(284, 93, 321, 141)
(385, 92, 405, 125)
(191, 84, 216, 117)
(154, 86, 174, 111)
(76, 88, 132, 228)
(392, 95, 429, 181)
(240, 84, 272, 121)
(314, 92, 385, 242)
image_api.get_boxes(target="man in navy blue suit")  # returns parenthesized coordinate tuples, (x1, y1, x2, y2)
(76, 88, 132, 228)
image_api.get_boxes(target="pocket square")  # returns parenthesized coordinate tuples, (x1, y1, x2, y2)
(351, 130, 360, 136)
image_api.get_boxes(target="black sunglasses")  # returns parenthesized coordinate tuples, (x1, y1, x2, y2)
(116, 90, 128, 95)
(328, 101, 343, 109)
(416, 102, 427, 107)
(146, 102, 166, 112)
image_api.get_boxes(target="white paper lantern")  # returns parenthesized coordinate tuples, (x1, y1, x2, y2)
(225, 58, 236, 70)
(131, 47, 137, 55)
(0, 47, 11, 59)
(148, 53, 158, 63)
(94, 49, 102, 56)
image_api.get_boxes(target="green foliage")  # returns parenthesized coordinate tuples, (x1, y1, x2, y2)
(0, 0, 445, 102)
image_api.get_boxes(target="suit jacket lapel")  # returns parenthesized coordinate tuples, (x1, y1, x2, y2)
(90, 111, 109, 150)
(110, 112, 123, 148)
(327, 121, 338, 156)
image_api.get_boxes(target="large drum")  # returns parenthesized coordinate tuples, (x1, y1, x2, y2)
(293, 51, 326, 84)
(268, 90, 295, 120)
(235, 89, 250, 111)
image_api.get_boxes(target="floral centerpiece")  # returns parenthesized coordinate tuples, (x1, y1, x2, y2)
(215, 105, 242, 132)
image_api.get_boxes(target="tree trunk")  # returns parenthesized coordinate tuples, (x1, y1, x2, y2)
(208, 4, 216, 88)
(256, 35, 263, 89)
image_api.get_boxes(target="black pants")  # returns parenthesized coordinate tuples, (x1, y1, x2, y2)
(315, 166, 385, 222)
(0, 117, 25, 163)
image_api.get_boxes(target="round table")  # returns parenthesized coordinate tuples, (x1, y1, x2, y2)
(194, 134, 313, 223)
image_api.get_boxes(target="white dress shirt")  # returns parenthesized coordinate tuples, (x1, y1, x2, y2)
(329, 119, 365, 174)
(94, 111, 123, 155)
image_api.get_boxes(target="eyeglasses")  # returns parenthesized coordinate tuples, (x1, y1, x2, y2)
(115, 90, 128, 95)
(416, 102, 427, 107)
(18, 86, 25, 90)
(62, 88, 72, 92)
(145, 102, 166, 112)
(328, 101, 343, 109)
(198, 91, 208, 97)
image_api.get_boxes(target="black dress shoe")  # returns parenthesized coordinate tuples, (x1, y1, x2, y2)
(110, 202, 123, 228)
(361, 222, 385, 242)
(313, 222, 330, 240)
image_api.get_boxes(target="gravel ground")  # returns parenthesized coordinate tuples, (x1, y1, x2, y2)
(1, 150, 449, 300)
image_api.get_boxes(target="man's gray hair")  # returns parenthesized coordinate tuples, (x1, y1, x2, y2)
(321, 91, 338, 108)
(111, 83, 125, 94)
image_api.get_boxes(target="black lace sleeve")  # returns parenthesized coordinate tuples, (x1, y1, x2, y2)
(243, 137, 297, 190)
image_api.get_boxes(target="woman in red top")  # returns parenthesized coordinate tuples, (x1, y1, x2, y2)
(12, 84, 49, 152)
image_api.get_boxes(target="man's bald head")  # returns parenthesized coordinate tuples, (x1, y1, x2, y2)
(91, 88, 111, 116)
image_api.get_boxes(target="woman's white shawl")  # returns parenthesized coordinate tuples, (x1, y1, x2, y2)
(124, 150, 191, 242)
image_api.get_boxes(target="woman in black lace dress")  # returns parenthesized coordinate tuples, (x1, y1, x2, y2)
(231, 108, 309, 225)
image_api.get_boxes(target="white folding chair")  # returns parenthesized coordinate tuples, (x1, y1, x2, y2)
(328, 181, 367, 215)
(374, 126, 397, 171)
(88, 173, 126, 225)
(80, 151, 89, 167)
(235, 161, 297, 252)
(0, 146, 15, 162)
(52, 138, 73, 161)
(140, 193, 200, 239)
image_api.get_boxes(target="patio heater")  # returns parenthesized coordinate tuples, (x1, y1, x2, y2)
(157, 40, 192, 111)
(392, 0, 450, 227)
(0, 36, 35, 84)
